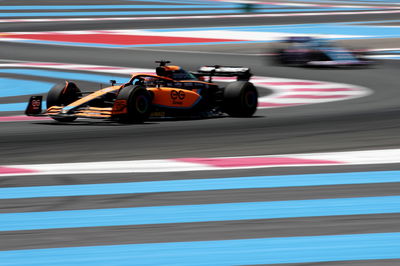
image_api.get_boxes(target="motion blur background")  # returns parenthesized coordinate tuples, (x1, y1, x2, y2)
(1, 0, 400, 265)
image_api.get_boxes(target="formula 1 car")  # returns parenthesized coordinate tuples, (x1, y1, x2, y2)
(25, 61, 258, 123)
(271, 36, 374, 67)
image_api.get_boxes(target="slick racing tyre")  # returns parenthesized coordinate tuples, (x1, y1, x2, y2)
(47, 81, 81, 122)
(113, 85, 151, 124)
(223, 81, 258, 117)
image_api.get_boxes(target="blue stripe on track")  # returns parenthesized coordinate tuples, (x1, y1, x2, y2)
(148, 23, 400, 39)
(1, 171, 400, 200)
(378, 56, 400, 59)
(0, 69, 127, 84)
(0, 78, 53, 97)
(0, 102, 34, 112)
(0, 69, 127, 111)
(376, 50, 400, 53)
(0, 8, 370, 18)
(0, 5, 237, 11)
(1, 196, 400, 231)
(0, 232, 399, 265)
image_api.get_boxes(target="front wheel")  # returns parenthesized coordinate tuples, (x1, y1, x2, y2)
(223, 81, 258, 117)
(112, 85, 151, 124)
(47, 81, 81, 122)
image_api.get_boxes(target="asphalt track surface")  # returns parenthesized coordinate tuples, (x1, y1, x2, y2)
(1, 1, 400, 265)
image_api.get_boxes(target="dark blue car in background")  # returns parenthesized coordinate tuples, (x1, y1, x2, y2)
(272, 36, 375, 67)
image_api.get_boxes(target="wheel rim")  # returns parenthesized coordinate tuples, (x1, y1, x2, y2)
(135, 94, 149, 114)
(244, 90, 257, 108)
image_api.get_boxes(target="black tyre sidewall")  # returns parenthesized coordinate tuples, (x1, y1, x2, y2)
(114, 85, 151, 123)
(46, 81, 80, 122)
(223, 81, 258, 117)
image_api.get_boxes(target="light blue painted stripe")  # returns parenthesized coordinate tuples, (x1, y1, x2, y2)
(376, 50, 400, 53)
(0, 69, 127, 111)
(0, 68, 128, 112)
(0, 5, 237, 11)
(379, 56, 400, 59)
(339, 19, 400, 25)
(1, 171, 400, 200)
(1, 196, 400, 231)
(0, 101, 46, 112)
(0, 232, 399, 265)
(0, 69, 127, 84)
(0, 102, 30, 112)
(148, 23, 400, 38)
(0, 78, 53, 97)
(0, 8, 370, 17)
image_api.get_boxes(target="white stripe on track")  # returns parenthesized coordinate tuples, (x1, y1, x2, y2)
(1, 148, 400, 176)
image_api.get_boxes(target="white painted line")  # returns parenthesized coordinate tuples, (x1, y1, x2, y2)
(2, 148, 400, 176)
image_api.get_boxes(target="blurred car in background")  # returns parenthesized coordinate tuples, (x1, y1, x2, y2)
(271, 36, 375, 67)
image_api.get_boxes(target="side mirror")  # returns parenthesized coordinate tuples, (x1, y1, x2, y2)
(110, 80, 116, 86)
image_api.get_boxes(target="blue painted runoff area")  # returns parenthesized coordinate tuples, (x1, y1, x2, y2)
(0, 78, 53, 97)
(0, 69, 128, 85)
(148, 23, 400, 39)
(0, 69, 127, 111)
(1, 195, 400, 231)
(0, 5, 237, 11)
(0, 232, 399, 265)
(0, 101, 45, 112)
(1, 170, 400, 200)
(0, 8, 371, 18)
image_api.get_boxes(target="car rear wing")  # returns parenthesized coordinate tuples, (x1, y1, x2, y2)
(193, 66, 252, 82)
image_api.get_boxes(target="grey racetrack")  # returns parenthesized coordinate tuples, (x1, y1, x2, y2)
(1, 1, 400, 265)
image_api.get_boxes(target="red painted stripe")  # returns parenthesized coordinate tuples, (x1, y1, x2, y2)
(176, 157, 342, 168)
(279, 94, 350, 99)
(0, 167, 37, 174)
(259, 82, 323, 86)
(4, 33, 243, 45)
(291, 88, 354, 92)
(0, 116, 51, 122)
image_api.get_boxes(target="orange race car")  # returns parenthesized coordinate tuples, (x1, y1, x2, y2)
(26, 61, 258, 123)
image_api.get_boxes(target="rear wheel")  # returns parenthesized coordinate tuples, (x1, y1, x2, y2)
(47, 81, 81, 122)
(113, 85, 151, 124)
(223, 81, 258, 117)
